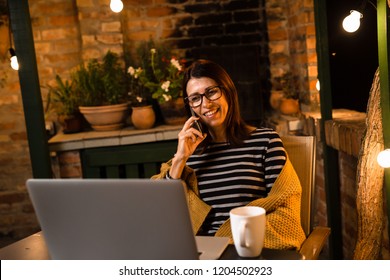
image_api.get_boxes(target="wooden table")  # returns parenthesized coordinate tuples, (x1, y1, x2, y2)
(0, 232, 302, 260)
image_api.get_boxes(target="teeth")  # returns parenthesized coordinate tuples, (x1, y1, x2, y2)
(204, 109, 217, 116)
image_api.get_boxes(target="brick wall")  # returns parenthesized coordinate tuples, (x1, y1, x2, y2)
(2, 1, 385, 260)
(0, 0, 320, 246)
(266, 0, 319, 112)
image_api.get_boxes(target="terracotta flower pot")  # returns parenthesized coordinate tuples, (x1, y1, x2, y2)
(279, 98, 300, 115)
(131, 105, 156, 129)
(58, 113, 84, 134)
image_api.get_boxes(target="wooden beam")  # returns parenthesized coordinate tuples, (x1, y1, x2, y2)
(313, 0, 343, 259)
(8, 0, 51, 178)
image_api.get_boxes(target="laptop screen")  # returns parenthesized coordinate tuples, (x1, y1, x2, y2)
(27, 178, 199, 260)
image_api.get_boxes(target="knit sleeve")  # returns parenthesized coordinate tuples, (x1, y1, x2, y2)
(215, 157, 306, 250)
(151, 160, 212, 234)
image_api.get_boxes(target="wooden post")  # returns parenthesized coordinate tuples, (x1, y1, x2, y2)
(313, 0, 343, 259)
(8, 0, 52, 178)
(354, 0, 390, 259)
(353, 69, 384, 259)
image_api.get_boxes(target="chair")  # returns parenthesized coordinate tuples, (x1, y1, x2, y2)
(281, 135, 331, 260)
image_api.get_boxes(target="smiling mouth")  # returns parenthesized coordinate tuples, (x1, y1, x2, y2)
(203, 108, 219, 117)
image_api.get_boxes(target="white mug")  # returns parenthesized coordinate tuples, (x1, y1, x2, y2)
(229, 206, 266, 258)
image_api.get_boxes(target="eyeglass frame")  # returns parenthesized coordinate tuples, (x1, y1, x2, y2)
(184, 85, 223, 108)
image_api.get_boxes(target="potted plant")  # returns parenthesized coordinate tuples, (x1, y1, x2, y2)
(72, 50, 129, 131)
(127, 40, 187, 125)
(45, 74, 83, 134)
(279, 73, 300, 115)
(127, 65, 156, 129)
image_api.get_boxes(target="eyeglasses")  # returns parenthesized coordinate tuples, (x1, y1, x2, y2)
(184, 85, 223, 108)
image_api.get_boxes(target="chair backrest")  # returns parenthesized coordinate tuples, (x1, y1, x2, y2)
(80, 140, 177, 179)
(281, 135, 316, 237)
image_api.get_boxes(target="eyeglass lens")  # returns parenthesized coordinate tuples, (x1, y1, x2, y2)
(187, 86, 222, 107)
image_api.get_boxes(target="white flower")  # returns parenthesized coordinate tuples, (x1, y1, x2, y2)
(151, 48, 156, 54)
(128, 66, 135, 76)
(136, 96, 143, 103)
(170, 58, 182, 71)
(163, 94, 172, 102)
(134, 67, 142, 79)
(161, 80, 171, 92)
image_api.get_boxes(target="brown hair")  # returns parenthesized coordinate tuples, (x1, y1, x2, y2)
(182, 59, 251, 147)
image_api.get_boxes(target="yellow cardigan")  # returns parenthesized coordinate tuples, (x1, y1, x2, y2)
(151, 157, 306, 250)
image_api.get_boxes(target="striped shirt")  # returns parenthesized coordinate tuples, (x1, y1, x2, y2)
(186, 128, 286, 235)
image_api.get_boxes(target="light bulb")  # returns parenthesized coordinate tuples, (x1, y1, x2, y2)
(10, 56, 19, 70)
(9, 48, 19, 71)
(110, 0, 123, 13)
(377, 149, 390, 168)
(316, 79, 320, 91)
(342, 10, 363, 33)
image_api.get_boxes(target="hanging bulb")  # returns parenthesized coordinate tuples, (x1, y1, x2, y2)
(316, 79, 320, 91)
(342, 10, 363, 33)
(377, 149, 390, 168)
(9, 48, 19, 71)
(110, 0, 123, 13)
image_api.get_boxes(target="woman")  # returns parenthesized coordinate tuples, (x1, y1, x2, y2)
(152, 59, 306, 250)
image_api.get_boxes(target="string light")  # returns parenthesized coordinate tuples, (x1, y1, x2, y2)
(342, 0, 376, 33)
(9, 48, 19, 71)
(377, 149, 390, 168)
(316, 79, 320, 91)
(342, 10, 363, 33)
(110, 0, 123, 13)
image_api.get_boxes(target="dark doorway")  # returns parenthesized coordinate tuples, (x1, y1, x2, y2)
(327, 0, 378, 112)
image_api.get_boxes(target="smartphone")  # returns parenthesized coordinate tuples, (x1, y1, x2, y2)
(190, 108, 203, 134)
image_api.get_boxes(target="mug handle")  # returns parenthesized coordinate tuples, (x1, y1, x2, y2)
(239, 221, 250, 248)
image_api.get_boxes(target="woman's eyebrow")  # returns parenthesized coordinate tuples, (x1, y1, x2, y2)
(188, 85, 217, 96)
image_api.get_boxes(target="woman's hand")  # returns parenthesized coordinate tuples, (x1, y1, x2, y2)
(169, 116, 206, 179)
(176, 116, 206, 160)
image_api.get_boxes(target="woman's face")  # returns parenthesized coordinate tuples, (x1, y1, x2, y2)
(186, 77, 229, 134)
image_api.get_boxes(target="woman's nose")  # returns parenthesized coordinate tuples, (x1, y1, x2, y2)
(202, 96, 213, 108)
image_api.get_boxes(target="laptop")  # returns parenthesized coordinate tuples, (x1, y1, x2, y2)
(26, 178, 229, 260)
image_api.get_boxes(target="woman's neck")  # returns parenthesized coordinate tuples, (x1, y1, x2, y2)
(209, 127, 227, 143)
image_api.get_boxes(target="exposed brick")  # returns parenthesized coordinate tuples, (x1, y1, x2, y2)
(188, 25, 224, 37)
(267, 28, 288, 41)
(58, 151, 81, 164)
(96, 34, 123, 45)
(128, 30, 157, 41)
(184, 3, 220, 14)
(226, 22, 262, 34)
(195, 13, 232, 26)
(233, 11, 260, 22)
(59, 164, 82, 178)
(9, 132, 27, 141)
(101, 21, 122, 33)
(47, 15, 78, 27)
(147, 6, 177, 17)
(0, 192, 27, 204)
(223, 0, 260, 11)
(41, 27, 79, 41)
